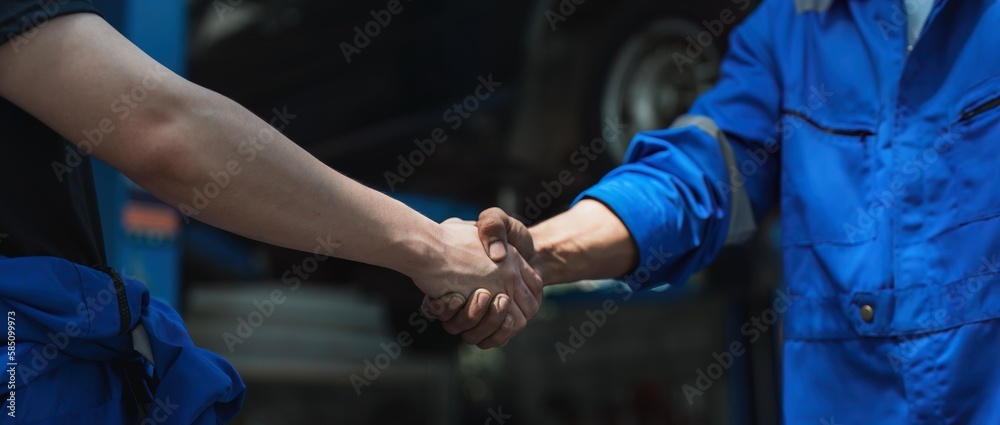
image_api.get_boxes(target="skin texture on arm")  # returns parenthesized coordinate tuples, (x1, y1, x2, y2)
(527, 199, 638, 285)
(0, 13, 540, 342)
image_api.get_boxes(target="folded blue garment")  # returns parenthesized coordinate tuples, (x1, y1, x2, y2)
(0, 256, 244, 424)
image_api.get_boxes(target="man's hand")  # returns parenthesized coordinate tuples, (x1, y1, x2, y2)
(422, 201, 639, 348)
(421, 209, 539, 348)
(475, 207, 537, 265)
(411, 219, 542, 348)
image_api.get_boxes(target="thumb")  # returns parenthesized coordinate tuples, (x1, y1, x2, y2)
(477, 208, 511, 262)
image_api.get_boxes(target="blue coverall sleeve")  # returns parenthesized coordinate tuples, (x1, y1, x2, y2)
(575, 2, 782, 289)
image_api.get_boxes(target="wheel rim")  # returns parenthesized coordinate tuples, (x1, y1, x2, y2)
(600, 18, 721, 162)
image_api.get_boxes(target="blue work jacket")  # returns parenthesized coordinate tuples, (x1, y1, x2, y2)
(579, 0, 1000, 422)
(0, 256, 245, 424)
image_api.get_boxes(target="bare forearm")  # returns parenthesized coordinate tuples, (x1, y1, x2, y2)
(0, 15, 546, 343)
(0, 13, 443, 277)
(136, 87, 442, 277)
(530, 199, 638, 285)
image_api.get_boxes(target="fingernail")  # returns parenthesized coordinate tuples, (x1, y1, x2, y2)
(448, 296, 463, 310)
(497, 296, 509, 311)
(477, 292, 490, 307)
(489, 241, 505, 259)
(503, 315, 513, 328)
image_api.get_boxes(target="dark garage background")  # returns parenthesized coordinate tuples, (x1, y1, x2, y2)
(162, 0, 784, 423)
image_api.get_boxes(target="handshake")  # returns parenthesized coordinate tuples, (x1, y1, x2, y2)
(409, 208, 542, 349)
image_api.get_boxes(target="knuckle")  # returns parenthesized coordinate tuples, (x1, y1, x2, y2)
(526, 297, 541, 312)
(533, 287, 544, 302)
(480, 207, 503, 219)
(522, 306, 538, 321)
(479, 217, 502, 233)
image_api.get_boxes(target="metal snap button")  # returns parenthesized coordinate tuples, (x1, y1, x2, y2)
(860, 304, 874, 323)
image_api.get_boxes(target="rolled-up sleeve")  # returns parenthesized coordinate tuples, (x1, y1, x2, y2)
(575, 0, 783, 289)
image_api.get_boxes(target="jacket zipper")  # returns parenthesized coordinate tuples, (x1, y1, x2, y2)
(783, 109, 875, 137)
(94, 264, 133, 335)
(960, 96, 1000, 122)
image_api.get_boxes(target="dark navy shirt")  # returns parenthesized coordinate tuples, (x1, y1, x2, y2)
(0, 0, 105, 266)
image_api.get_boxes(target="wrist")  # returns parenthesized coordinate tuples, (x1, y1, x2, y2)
(529, 224, 569, 286)
(529, 199, 639, 286)
(392, 219, 447, 281)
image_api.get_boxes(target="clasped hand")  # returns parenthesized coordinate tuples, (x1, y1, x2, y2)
(411, 209, 538, 349)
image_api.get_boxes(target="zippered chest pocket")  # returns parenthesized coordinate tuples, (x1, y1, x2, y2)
(780, 110, 876, 246)
(945, 88, 1000, 225)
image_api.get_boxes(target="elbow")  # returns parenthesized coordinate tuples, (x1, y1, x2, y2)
(111, 90, 202, 199)
(125, 118, 198, 187)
